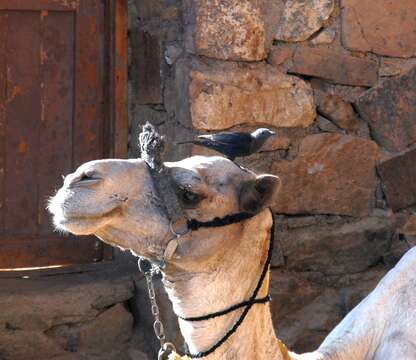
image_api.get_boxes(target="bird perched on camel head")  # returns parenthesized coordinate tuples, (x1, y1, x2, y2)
(177, 128, 276, 161)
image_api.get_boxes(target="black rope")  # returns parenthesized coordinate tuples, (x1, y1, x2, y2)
(177, 211, 271, 321)
(184, 213, 275, 359)
(177, 295, 271, 322)
(186, 212, 254, 231)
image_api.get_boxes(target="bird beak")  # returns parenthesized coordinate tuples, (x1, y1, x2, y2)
(270, 131, 276, 135)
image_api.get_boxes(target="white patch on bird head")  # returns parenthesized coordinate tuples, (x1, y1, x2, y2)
(251, 128, 276, 140)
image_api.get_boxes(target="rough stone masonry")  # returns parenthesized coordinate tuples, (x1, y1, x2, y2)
(128, 0, 416, 357)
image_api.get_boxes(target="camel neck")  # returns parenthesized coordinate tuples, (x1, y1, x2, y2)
(162, 209, 289, 360)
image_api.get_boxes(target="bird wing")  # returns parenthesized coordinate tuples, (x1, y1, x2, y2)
(194, 132, 254, 159)
(198, 132, 252, 146)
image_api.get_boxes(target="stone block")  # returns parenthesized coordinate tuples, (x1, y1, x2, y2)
(378, 149, 416, 211)
(316, 115, 339, 133)
(400, 214, 416, 236)
(310, 78, 368, 103)
(317, 94, 359, 131)
(0, 272, 134, 332)
(47, 304, 133, 352)
(289, 47, 378, 87)
(0, 330, 64, 360)
(286, 216, 322, 229)
(261, 135, 291, 152)
(269, 270, 325, 320)
(269, 271, 342, 352)
(275, 0, 335, 42)
(271, 133, 380, 216)
(268, 46, 295, 66)
(332, 268, 388, 313)
(341, 0, 416, 58)
(275, 216, 394, 275)
(269, 266, 393, 353)
(277, 289, 343, 352)
(130, 29, 162, 104)
(311, 23, 336, 45)
(190, 62, 316, 130)
(355, 67, 416, 153)
(379, 58, 416, 77)
(185, 0, 283, 61)
(79, 304, 133, 349)
(135, 0, 163, 19)
(239, 151, 283, 174)
(51, 349, 134, 360)
(164, 44, 183, 66)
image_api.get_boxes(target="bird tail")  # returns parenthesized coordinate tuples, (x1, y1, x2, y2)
(175, 140, 197, 145)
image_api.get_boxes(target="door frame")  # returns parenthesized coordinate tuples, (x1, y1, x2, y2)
(107, 0, 128, 159)
(0, 0, 128, 276)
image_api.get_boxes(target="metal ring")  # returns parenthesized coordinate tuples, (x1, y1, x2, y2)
(158, 342, 176, 360)
(154, 320, 165, 338)
(151, 304, 160, 316)
(163, 342, 177, 353)
(169, 220, 190, 237)
(138, 257, 153, 274)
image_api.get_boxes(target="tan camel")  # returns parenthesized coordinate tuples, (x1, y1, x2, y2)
(48, 156, 416, 360)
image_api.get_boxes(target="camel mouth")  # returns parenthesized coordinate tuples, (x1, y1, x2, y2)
(48, 191, 123, 235)
(55, 208, 119, 224)
(52, 207, 121, 235)
(53, 204, 121, 222)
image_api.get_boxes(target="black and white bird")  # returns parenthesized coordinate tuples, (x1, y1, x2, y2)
(177, 128, 276, 161)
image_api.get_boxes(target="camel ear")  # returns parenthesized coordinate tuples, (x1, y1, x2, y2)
(239, 175, 281, 213)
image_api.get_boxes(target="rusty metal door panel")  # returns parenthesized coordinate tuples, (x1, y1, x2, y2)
(0, 0, 117, 269)
(4, 12, 41, 235)
(0, 13, 7, 234)
(38, 11, 75, 234)
(0, 0, 79, 11)
(74, 0, 105, 167)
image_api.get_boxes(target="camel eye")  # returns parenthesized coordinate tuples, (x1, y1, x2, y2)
(75, 170, 102, 187)
(183, 191, 198, 202)
(79, 169, 99, 182)
(177, 188, 202, 207)
(84, 169, 96, 178)
(80, 173, 92, 181)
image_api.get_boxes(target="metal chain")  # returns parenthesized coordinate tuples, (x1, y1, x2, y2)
(144, 268, 166, 345)
(138, 258, 177, 360)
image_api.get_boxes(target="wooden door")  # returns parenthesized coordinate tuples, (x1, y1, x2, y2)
(0, 0, 127, 269)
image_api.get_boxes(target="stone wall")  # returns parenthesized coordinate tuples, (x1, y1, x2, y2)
(128, 0, 416, 356)
(0, 265, 141, 360)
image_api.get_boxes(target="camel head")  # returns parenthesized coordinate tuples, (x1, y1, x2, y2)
(48, 156, 280, 269)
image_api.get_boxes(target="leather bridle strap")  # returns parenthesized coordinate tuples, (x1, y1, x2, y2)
(162, 212, 257, 266)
